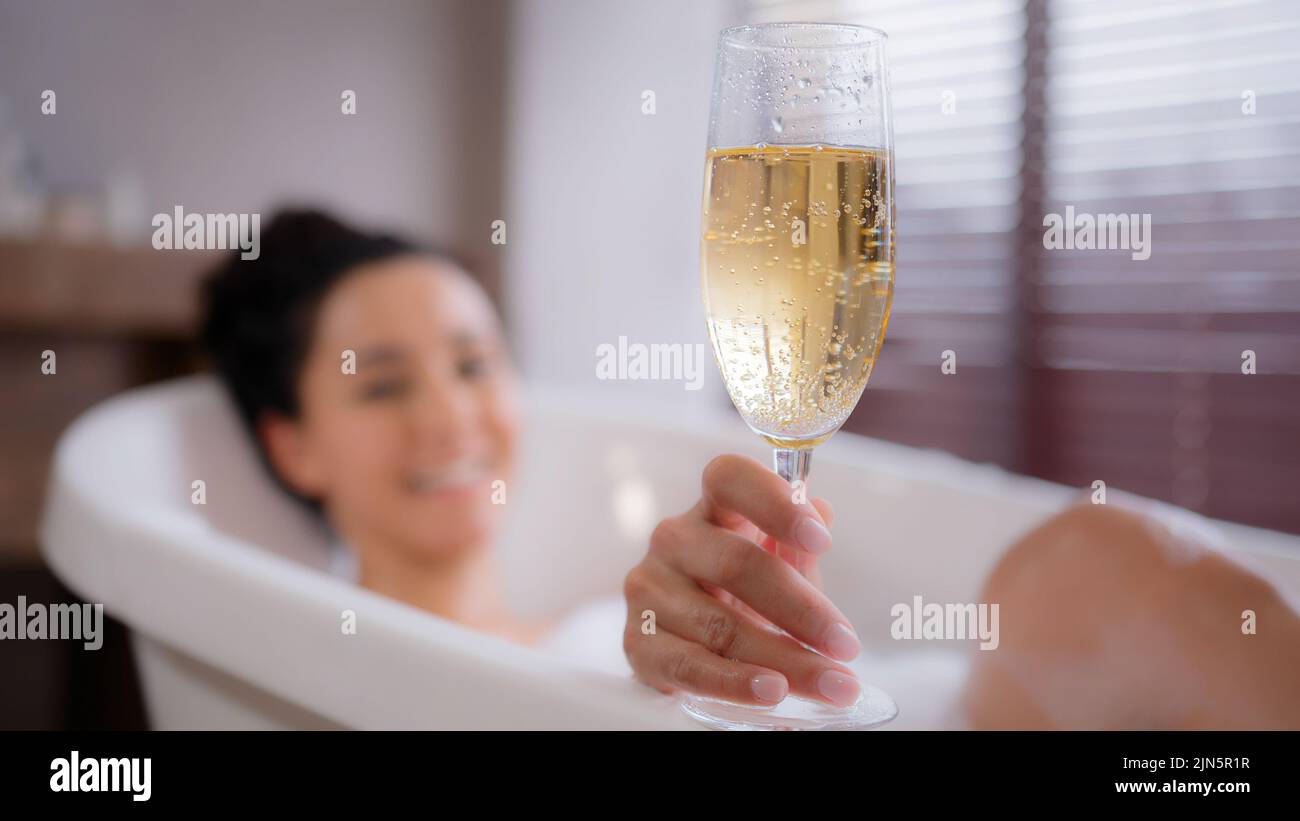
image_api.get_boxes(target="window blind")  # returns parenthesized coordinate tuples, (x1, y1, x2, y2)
(1039, 0, 1300, 531)
(748, 0, 1030, 466)
(748, 0, 1300, 534)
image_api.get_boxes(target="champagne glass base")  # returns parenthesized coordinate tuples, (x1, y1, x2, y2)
(680, 683, 897, 731)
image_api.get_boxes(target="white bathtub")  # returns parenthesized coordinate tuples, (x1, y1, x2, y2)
(39, 376, 1300, 729)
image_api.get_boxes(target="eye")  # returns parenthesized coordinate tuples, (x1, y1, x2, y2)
(360, 378, 410, 400)
(457, 353, 491, 380)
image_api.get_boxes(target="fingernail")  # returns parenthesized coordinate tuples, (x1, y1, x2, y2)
(794, 516, 832, 555)
(751, 673, 787, 704)
(822, 622, 861, 661)
(817, 669, 861, 707)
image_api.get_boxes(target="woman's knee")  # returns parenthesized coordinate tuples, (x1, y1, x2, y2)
(968, 498, 1300, 728)
(980, 498, 1252, 610)
(980, 501, 1161, 614)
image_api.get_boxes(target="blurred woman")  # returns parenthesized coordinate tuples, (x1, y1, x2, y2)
(202, 211, 533, 639)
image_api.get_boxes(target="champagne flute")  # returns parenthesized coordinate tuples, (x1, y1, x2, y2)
(685, 22, 897, 730)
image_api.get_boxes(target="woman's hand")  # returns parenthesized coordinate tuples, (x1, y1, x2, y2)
(622, 454, 863, 707)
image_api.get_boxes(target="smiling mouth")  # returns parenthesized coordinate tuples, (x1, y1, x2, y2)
(401, 458, 494, 494)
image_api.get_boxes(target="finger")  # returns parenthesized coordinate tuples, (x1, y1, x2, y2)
(810, 497, 834, 528)
(650, 516, 861, 661)
(742, 498, 835, 579)
(657, 584, 862, 707)
(774, 537, 820, 586)
(625, 626, 789, 706)
(700, 454, 832, 556)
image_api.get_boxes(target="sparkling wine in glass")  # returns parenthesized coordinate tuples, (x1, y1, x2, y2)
(685, 22, 898, 730)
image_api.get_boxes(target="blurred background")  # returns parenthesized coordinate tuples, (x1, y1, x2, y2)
(2, 0, 1297, 728)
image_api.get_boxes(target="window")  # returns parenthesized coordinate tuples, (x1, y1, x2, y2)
(748, 0, 1300, 534)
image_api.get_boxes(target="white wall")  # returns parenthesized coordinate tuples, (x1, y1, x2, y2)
(4, 0, 751, 405)
(503, 0, 741, 404)
(0, 0, 505, 248)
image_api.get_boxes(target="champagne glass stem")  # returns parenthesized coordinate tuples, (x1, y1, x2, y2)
(773, 447, 814, 578)
(773, 447, 812, 488)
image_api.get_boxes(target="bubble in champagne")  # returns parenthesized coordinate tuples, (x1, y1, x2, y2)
(702, 145, 894, 448)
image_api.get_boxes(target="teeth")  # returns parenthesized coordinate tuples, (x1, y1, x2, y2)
(404, 459, 488, 492)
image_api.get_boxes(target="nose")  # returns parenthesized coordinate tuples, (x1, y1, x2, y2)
(410, 368, 482, 454)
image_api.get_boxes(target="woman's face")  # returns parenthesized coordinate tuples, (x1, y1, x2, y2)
(263, 256, 519, 562)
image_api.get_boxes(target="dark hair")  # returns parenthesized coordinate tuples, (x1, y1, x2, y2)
(199, 208, 449, 508)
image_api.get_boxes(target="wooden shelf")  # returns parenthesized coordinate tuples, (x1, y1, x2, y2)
(1, 239, 216, 561)
(0, 239, 222, 338)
